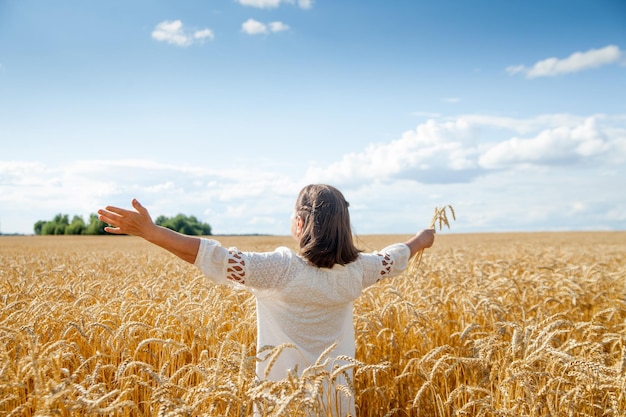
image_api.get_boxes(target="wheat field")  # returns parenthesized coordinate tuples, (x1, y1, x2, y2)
(1, 232, 625, 416)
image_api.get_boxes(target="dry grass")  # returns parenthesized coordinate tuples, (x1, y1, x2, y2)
(1, 232, 625, 416)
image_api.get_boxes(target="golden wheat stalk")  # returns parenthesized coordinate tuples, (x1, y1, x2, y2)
(3, 232, 626, 416)
(409, 204, 456, 270)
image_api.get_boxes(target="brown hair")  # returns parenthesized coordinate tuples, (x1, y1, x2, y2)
(295, 184, 361, 268)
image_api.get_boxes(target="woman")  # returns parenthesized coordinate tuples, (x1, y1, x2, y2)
(98, 184, 435, 415)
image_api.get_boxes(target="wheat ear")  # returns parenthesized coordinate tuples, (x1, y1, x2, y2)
(410, 204, 456, 270)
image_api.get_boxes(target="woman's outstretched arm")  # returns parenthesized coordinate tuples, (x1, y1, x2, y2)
(98, 199, 201, 264)
(404, 229, 436, 258)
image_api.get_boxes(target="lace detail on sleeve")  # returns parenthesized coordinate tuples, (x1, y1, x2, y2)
(226, 249, 246, 284)
(194, 240, 296, 290)
(377, 253, 394, 282)
(361, 243, 411, 289)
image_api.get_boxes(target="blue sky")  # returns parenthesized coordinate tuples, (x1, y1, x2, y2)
(1, 0, 625, 235)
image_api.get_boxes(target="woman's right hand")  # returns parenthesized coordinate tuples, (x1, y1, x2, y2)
(98, 199, 201, 264)
(406, 228, 436, 258)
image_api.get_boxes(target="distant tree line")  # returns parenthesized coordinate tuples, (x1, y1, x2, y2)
(155, 214, 212, 236)
(34, 214, 108, 235)
(34, 213, 212, 236)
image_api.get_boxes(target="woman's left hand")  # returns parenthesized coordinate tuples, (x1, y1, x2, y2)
(98, 199, 157, 238)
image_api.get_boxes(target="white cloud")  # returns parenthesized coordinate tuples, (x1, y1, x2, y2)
(269, 21, 290, 32)
(507, 45, 623, 78)
(306, 114, 626, 185)
(194, 28, 215, 41)
(151, 20, 214, 47)
(297, 0, 313, 9)
(242, 18, 268, 35)
(242, 19, 289, 35)
(478, 117, 618, 168)
(306, 118, 480, 185)
(236, 0, 312, 9)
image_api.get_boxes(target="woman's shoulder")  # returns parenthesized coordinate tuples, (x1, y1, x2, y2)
(275, 246, 296, 254)
(269, 246, 302, 261)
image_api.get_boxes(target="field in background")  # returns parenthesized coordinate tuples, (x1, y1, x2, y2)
(1, 232, 625, 416)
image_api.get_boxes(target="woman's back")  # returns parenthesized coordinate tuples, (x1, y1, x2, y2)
(195, 242, 411, 380)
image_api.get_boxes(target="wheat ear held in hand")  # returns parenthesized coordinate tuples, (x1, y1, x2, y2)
(410, 204, 456, 270)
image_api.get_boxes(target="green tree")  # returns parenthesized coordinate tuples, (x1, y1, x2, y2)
(156, 214, 211, 236)
(39, 214, 69, 235)
(34, 220, 46, 235)
(35, 213, 108, 235)
(34, 212, 211, 236)
(66, 215, 86, 235)
(85, 213, 107, 235)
